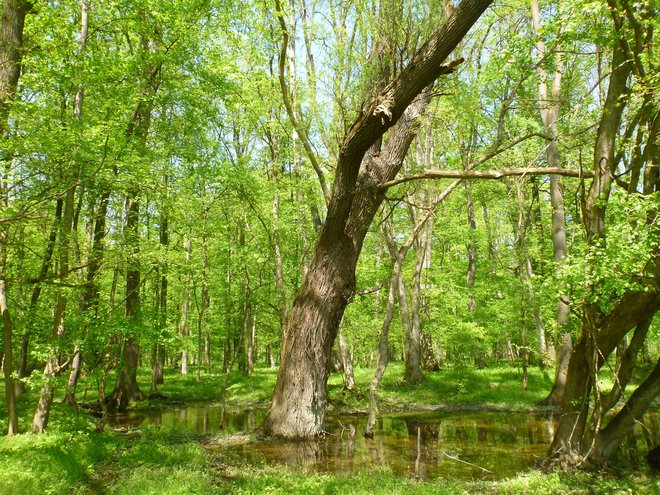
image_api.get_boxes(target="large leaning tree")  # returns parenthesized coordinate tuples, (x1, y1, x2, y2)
(261, 0, 495, 439)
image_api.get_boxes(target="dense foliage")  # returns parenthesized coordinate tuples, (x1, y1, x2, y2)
(0, 0, 658, 486)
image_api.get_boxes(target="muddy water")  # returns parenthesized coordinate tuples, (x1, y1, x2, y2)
(109, 406, 657, 480)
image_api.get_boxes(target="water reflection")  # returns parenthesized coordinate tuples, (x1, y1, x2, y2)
(108, 407, 657, 480)
(109, 404, 262, 434)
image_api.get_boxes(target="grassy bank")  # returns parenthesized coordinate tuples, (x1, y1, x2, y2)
(1, 363, 657, 494)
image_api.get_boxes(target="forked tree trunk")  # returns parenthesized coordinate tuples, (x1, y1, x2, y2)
(549, 39, 633, 460)
(261, 0, 493, 438)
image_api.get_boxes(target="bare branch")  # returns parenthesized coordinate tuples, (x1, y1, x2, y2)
(381, 167, 591, 189)
(275, 0, 330, 206)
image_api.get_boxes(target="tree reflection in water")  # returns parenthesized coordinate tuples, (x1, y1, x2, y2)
(109, 407, 657, 480)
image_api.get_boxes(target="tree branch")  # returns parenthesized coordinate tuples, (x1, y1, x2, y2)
(275, 0, 330, 206)
(380, 167, 593, 189)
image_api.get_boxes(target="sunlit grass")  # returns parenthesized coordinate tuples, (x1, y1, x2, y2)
(1, 361, 656, 494)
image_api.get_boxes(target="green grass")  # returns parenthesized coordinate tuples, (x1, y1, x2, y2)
(1, 362, 657, 494)
(210, 459, 659, 495)
(326, 362, 554, 413)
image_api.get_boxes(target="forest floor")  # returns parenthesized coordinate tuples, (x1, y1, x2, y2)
(1, 363, 658, 494)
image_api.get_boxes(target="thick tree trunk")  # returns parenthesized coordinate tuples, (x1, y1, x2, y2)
(0, 0, 32, 134)
(589, 358, 660, 464)
(107, 338, 144, 413)
(262, 0, 492, 438)
(545, 332, 571, 405)
(549, 38, 637, 461)
(550, 292, 660, 460)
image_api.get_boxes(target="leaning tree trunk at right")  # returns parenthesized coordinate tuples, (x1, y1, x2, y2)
(549, 10, 660, 463)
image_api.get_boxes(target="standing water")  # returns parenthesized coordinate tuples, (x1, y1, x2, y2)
(109, 406, 657, 480)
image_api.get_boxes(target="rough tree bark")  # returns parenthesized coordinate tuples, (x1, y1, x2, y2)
(105, 194, 147, 413)
(262, 0, 493, 438)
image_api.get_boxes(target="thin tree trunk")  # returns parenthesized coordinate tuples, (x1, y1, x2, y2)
(365, 278, 396, 438)
(62, 0, 90, 407)
(266, 343, 275, 368)
(64, 348, 82, 406)
(33, 179, 76, 433)
(338, 332, 355, 390)
(245, 300, 255, 376)
(180, 237, 192, 375)
(151, 175, 169, 393)
(531, 0, 569, 402)
(465, 183, 477, 312)
(17, 199, 62, 396)
(1, 280, 19, 435)
(197, 234, 209, 381)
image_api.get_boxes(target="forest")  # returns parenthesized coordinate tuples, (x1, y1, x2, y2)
(0, 0, 659, 493)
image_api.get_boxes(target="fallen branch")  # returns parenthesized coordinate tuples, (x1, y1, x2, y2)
(442, 451, 494, 473)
